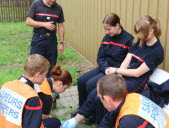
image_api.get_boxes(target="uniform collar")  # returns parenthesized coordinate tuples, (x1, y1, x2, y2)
(112, 27, 124, 38)
(113, 97, 126, 115)
(18, 76, 34, 89)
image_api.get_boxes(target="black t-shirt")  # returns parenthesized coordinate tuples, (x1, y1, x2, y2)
(121, 39, 164, 93)
(27, 0, 65, 33)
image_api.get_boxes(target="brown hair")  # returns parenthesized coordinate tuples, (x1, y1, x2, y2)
(103, 13, 120, 26)
(97, 74, 127, 101)
(23, 54, 50, 77)
(134, 15, 161, 46)
(50, 65, 72, 86)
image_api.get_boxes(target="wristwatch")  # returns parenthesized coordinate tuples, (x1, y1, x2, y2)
(60, 42, 64, 44)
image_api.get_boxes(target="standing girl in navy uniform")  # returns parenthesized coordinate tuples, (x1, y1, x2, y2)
(36, 65, 72, 128)
(71, 13, 133, 118)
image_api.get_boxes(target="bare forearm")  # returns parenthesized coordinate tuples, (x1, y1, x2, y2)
(26, 17, 56, 31)
(120, 53, 132, 69)
(117, 68, 140, 77)
(58, 24, 64, 42)
(26, 17, 46, 28)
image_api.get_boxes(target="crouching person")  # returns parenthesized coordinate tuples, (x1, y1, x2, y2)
(36, 65, 72, 128)
(0, 54, 50, 128)
(97, 74, 169, 128)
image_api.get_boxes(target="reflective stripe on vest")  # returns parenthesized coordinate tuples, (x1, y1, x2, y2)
(0, 79, 41, 128)
(115, 93, 169, 128)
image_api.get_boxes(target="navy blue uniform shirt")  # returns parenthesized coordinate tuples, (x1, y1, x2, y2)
(123, 39, 164, 93)
(26, 0, 64, 34)
(97, 28, 134, 73)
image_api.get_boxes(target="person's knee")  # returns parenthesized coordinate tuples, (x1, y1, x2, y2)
(77, 74, 87, 87)
(86, 81, 96, 94)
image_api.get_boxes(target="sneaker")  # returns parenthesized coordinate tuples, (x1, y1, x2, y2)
(71, 108, 79, 118)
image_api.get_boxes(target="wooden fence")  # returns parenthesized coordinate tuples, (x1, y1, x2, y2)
(0, 0, 33, 22)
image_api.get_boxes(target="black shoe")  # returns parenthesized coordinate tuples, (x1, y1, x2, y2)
(71, 108, 79, 118)
(85, 114, 96, 125)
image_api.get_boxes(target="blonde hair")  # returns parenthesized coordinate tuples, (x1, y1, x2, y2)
(23, 54, 50, 77)
(134, 15, 161, 46)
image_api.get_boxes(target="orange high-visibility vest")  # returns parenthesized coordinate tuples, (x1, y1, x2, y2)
(0, 79, 44, 128)
(115, 93, 169, 128)
(37, 78, 54, 103)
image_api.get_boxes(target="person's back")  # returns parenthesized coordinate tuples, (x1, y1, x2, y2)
(0, 54, 50, 128)
(0, 79, 39, 128)
(97, 74, 169, 128)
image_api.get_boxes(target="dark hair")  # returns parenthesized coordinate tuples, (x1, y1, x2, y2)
(50, 65, 72, 86)
(103, 13, 120, 26)
(97, 74, 127, 101)
(134, 15, 161, 46)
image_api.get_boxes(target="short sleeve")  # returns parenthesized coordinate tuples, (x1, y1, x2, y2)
(26, 1, 36, 19)
(128, 42, 138, 53)
(145, 48, 164, 71)
(58, 6, 65, 23)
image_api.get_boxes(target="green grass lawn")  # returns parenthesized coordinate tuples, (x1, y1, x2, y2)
(0, 22, 82, 86)
(0, 22, 96, 128)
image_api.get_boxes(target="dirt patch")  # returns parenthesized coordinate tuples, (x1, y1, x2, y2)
(1, 63, 23, 71)
(58, 59, 95, 75)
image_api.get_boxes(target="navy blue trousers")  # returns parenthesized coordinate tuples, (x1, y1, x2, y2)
(30, 33, 58, 77)
(77, 67, 105, 108)
(78, 76, 148, 125)
(78, 88, 106, 125)
(43, 117, 61, 128)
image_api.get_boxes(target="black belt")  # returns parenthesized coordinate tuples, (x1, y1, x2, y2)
(34, 32, 55, 37)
